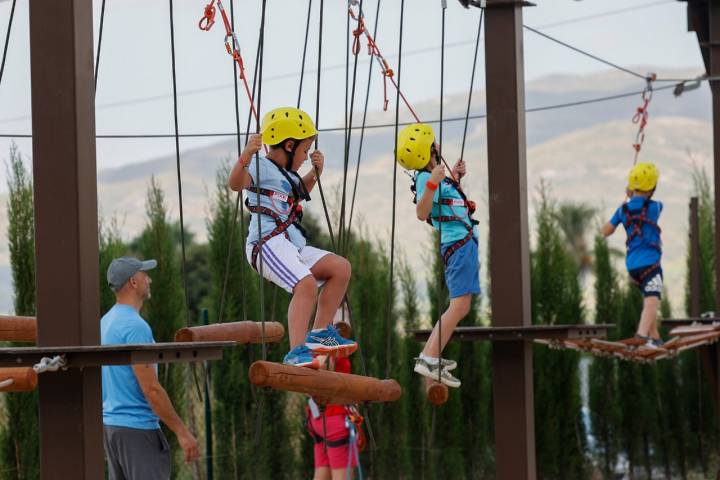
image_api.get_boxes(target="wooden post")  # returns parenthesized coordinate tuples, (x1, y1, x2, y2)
(484, 1, 536, 478)
(248, 361, 401, 405)
(175, 321, 284, 344)
(0, 316, 37, 342)
(29, 1, 103, 477)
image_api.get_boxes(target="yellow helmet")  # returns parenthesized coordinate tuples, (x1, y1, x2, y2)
(627, 162, 659, 192)
(260, 107, 317, 146)
(396, 123, 435, 170)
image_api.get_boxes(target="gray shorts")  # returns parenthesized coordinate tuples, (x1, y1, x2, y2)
(103, 425, 171, 480)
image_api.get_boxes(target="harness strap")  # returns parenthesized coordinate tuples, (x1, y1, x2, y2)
(246, 203, 305, 271)
(630, 262, 661, 286)
(621, 199, 661, 253)
(442, 231, 475, 264)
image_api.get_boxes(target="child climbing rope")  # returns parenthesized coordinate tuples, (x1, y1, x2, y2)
(602, 162, 664, 348)
(397, 123, 480, 388)
(228, 107, 357, 368)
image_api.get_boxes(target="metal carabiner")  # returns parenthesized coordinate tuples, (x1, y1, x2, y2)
(198, 2, 216, 31)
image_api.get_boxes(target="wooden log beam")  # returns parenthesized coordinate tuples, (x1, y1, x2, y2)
(0, 316, 37, 342)
(175, 321, 284, 344)
(0, 367, 38, 392)
(425, 378, 448, 406)
(248, 361, 401, 404)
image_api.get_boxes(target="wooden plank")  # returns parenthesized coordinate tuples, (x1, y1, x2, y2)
(248, 360, 401, 405)
(0, 316, 36, 342)
(175, 321, 284, 344)
(669, 323, 720, 337)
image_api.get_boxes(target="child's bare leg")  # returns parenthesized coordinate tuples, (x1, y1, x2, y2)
(313, 467, 331, 480)
(332, 468, 351, 480)
(310, 254, 352, 330)
(289, 276, 318, 347)
(636, 296, 660, 338)
(421, 294, 472, 358)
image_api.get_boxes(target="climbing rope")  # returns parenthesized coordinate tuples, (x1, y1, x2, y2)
(460, 7, 484, 161)
(94, 0, 107, 91)
(632, 74, 656, 164)
(346, 0, 383, 243)
(0, 0, 17, 94)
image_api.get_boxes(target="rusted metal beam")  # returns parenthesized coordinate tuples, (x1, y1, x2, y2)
(412, 324, 611, 343)
(29, 1, 102, 477)
(175, 321, 284, 344)
(0, 342, 234, 368)
(483, 0, 535, 477)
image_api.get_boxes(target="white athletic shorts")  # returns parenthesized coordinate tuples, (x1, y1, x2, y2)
(246, 235, 331, 293)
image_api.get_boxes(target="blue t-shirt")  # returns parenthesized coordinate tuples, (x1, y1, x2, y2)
(101, 304, 159, 430)
(415, 172, 479, 245)
(246, 156, 307, 249)
(610, 196, 663, 271)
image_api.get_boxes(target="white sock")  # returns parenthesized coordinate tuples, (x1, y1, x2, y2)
(311, 328, 324, 333)
(420, 353, 439, 365)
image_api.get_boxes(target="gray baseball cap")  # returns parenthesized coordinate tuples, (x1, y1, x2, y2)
(107, 256, 157, 291)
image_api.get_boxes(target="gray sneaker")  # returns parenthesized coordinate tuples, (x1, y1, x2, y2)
(413, 358, 461, 388)
(414, 356, 457, 371)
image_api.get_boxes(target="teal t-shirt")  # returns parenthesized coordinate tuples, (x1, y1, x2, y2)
(415, 172, 479, 245)
(101, 304, 159, 430)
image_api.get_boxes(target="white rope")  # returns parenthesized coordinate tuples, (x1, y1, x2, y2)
(0, 378, 14, 389)
(33, 355, 67, 374)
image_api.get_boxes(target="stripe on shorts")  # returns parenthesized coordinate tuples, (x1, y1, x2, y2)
(260, 244, 299, 286)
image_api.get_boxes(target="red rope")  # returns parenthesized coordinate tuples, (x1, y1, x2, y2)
(631, 74, 656, 164)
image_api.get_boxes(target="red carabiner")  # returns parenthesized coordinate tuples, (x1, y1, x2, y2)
(198, 1, 216, 31)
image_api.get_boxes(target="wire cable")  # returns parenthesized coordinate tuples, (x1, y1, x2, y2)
(0, 0, 16, 90)
(94, 0, 107, 91)
(297, 0, 313, 108)
(460, 7, 483, 161)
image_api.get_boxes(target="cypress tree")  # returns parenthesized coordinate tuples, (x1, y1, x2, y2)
(588, 235, 620, 478)
(0, 142, 39, 480)
(531, 190, 588, 479)
(98, 218, 126, 315)
(137, 177, 187, 478)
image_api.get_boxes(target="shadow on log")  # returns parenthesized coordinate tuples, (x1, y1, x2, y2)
(175, 321, 284, 344)
(0, 316, 37, 342)
(0, 367, 37, 392)
(249, 360, 401, 405)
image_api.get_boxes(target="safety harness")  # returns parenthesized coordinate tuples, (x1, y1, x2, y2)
(621, 197, 662, 284)
(245, 159, 311, 271)
(411, 175, 479, 264)
(307, 404, 367, 452)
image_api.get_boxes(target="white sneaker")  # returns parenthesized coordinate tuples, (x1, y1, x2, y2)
(415, 356, 457, 371)
(414, 358, 461, 388)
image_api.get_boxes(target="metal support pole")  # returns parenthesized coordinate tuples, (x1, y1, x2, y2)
(29, 1, 102, 478)
(483, 1, 535, 478)
(203, 309, 214, 480)
(711, 2, 720, 314)
(690, 197, 701, 319)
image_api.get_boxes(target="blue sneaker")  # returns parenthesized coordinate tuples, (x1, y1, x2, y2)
(304, 325, 358, 356)
(283, 345, 320, 369)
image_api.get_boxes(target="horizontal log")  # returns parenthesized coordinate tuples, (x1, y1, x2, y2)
(175, 321, 284, 344)
(0, 316, 36, 342)
(0, 368, 37, 392)
(249, 361, 401, 404)
(425, 378, 448, 406)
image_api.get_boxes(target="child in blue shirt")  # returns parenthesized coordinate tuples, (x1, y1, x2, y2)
(602, 162, 663, 348)
(228, 107, 356, 368)
(396, 123, 481, 388)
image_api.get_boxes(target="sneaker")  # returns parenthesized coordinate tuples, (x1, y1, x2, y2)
(413, 358, 461, 388)
(283, 345, 320, 368)
(414, 356, 457, 371)
(305, 325, 358, 356)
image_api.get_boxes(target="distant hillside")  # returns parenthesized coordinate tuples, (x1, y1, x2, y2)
(0, 68, 712, 316)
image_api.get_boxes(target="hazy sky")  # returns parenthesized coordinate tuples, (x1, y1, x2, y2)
(0, 0, 707, 193)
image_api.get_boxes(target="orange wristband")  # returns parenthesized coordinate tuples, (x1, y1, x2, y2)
(426, 181, 438, 191)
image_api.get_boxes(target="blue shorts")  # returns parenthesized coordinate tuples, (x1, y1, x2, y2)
(441, 239, 481, 299)
(628, 264, 663, 298)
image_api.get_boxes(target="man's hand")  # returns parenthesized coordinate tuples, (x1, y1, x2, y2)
(240, 134, 263, 163)
(430, 164, 445, 185)
(311, 150, 324, 176)
(178, 429, 200, 463)
(452, 159, 466, 180)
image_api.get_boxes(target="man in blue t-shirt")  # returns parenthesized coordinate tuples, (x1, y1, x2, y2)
(102, 256, 199, 479)
(602, 163, 664, 348)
